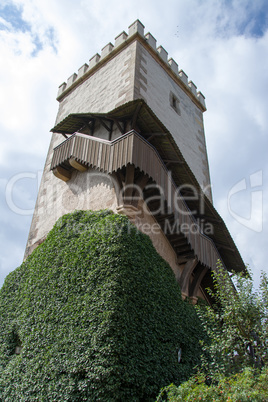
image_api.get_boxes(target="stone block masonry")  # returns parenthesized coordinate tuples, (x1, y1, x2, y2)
(57, 20, 206, 110)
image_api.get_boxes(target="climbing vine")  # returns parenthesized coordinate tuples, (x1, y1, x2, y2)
(0, 210, 206, 401)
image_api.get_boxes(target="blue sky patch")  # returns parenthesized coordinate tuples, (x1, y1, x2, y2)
(45, 27, 58, 53)
(0, 3, 31, 33)
(31, 35, 43, 57)
(0, 3, 57, 56)
(242, 7, 268, 37)
(222, 0, 268, 38)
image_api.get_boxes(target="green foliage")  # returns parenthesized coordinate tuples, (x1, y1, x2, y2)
(156, 264, 268, 401)
(195, 263, 268, 377)
(0, 210, 205, 401)
(156, 366, 268, 401)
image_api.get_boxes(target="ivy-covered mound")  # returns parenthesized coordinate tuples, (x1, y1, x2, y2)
(0, 210, 206, 401)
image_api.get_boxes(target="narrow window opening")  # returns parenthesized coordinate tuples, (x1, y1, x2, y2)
(172, 95, 177, 109)
(170, 92, 181, 115)
(9, 328, 22, 355)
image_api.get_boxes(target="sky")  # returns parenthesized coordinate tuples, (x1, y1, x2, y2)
(0, 0, 268, 288)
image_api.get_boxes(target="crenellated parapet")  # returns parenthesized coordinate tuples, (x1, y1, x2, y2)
(57, 20, 206, 110)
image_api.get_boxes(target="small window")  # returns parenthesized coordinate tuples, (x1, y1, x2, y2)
(170, 92, 181, 115)
(7, 327, 22, 356)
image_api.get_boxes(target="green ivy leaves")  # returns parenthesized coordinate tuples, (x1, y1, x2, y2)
(0, 210, 205, 401)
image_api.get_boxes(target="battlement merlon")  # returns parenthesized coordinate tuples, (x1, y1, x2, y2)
(56, 20, 206, 111)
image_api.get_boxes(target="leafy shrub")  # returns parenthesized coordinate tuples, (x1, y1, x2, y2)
(0, 210, 205, 401)
(156, 366, 268, 401)
(156, 265, 268, 401)
(196, 264, 268, 377)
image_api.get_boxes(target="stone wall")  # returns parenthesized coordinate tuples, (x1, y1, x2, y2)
(134, 41, 212, 201)
(55, 41, 136, 125)
(25, 151, 119, 258)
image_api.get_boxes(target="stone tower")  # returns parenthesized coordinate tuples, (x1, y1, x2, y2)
(25, 20, 245, 304)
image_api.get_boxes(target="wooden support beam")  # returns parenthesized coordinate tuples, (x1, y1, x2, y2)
(134, 174, 150, 193)
(163, 159, 184, 165)
(144, 188, 160, 198)
(155, 213, 174, 223)
(131, 174, 150, 207)
(84, 121, 93, 133)
(175, 245, 192, 254)
(143, 132, 168, 137)
(124, 164, 135, 202)
(112, 172, 124, 205)
(166, 232, 185, 241)
(69, 157, 87, 172)
(131, 102, 143, 130)
(177, 254, 195, 265)
(113, 118, 125, 134)
(180, 189, 198, 196)
(146, 132, 168, 142)
(196, 215, 222, 224)
(172, 239, 188, 247)
(177, 256, 190, 264)
(189, 265, 209, 298)
(215, 242, 235, 252)
(109, 121, 114, 141)
(167, 239, 187, 247)
(90, 119, 95, 136)
(74, 116, 94, 132)
(179, 258, 198, 297)
(53, 166, 72, 182)
(176, 248, 194, 255)
(96, 117, 113, 134)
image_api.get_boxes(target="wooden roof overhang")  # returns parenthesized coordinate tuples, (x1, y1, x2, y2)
(51, 99, 246, 274)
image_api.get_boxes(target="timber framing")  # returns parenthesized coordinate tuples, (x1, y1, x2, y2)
(51, 99, 246, 276)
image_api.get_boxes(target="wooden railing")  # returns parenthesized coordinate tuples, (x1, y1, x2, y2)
(51, 130, 221, 270)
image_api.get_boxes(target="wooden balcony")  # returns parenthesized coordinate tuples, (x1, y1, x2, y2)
(51, 130, 222, 273)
